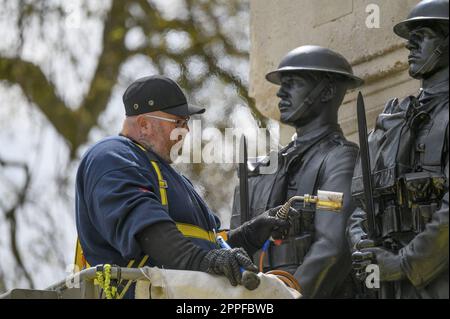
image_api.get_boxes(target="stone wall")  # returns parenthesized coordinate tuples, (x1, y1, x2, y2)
(249, 0, 421, 144)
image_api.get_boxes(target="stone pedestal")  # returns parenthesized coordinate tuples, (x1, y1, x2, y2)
(249, 0, 420, 144)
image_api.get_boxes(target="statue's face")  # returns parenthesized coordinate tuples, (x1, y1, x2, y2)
(406, 25, 449, 78)
(277, 73, 317, 124)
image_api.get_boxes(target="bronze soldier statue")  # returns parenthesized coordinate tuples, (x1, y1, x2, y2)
(231, 45, 364, 298)
(349, 0, 449, 299)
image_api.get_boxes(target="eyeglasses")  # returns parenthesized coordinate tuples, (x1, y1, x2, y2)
(143, 114, 190, 128)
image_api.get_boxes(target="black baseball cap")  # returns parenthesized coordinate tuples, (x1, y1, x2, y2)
(123, 75, 205, 117)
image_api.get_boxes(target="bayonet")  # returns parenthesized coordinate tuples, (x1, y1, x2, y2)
(239, 135, 249, 225)
(356, 92, 376, 239)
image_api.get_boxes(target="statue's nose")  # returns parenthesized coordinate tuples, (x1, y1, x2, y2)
(406, 39, 418, 51)
(277, 88, 287, 98)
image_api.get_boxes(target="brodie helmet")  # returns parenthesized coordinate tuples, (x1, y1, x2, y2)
(265, 45, 363, 89)
(394, 0, 449, 39)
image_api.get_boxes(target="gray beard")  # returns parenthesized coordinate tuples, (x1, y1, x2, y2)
(137, 137, 172, 163)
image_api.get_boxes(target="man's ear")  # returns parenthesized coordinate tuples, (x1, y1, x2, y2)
(136, 115, 149, 130)
(320, 82, 336, 103)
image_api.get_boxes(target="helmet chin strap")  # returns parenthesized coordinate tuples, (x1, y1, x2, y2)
(412, 35, 449, 78)
(284, 77, 330, 123)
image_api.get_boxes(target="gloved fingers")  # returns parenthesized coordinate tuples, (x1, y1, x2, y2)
(287, 207, 300, 218)
(271, 224, 291, 239)
(230, 248, 254, 283)
(268, 206, 299, 219)
(234, 250, 258, 273)
(268, 205, 283, 217)
(355, 270, 368, 281)
(352, 250, 374, 262)
(222, 252, 240, 286)
(360, 246, 388, 258)
(222, 263, 239, 286)
(230, 255, 244, 285)
(267, 218, 290, 239)
(356, 239, 376, 250)
(270, 217, 291, 229)
(352, 259, 373, 271)
(234, 247, 251, 260)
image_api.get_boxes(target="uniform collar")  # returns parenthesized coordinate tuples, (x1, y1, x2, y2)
(419, 80, 449, 104)
(284, 124, 341, 157)
(294, 124, 341, 146)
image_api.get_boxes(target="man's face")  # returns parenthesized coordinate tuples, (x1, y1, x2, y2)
(277, 73, 318, 125)
(139, 111, 190, 162)
(406, 25, 448, 78)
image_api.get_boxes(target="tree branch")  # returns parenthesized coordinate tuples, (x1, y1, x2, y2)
(0, 157, 34, 289)
(0, 1, 133, 156)
(0, 57, 79, 150)
(73, 0, 132, 152)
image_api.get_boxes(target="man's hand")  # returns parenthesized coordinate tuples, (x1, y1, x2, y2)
(227, 206, 297, 254)
(352, 239, 405, 282)
(199, 248, 258, 286)
(266, 205, 299, 239)
(244, 205, 297, 247)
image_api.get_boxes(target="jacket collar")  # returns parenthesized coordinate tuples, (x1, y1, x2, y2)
(419, 80, 449, 105)
(283, 124, 342, 158)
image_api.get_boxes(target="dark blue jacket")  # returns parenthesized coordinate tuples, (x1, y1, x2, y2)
(75, 135, 220, 268)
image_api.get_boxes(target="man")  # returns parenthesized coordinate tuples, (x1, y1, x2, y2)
(75, 75, 291, 298)
(349, 0, 449, 299)
(231, 46, 364, 298)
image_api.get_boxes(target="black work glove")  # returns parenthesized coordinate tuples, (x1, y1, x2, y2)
(248, 205, 297, 242)
(199, 248, 258, 286)
(352, 239, 405, 282)
(228, 205, 297, 254)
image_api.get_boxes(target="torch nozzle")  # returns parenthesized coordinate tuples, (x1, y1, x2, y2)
(275, 190, 344, 220)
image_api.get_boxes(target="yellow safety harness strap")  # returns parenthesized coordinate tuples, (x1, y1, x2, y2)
(74, 140, 223, 298)
(116, 256, 149, 299)
(150, 161, 168, 205)
(74, 238, 89, 271)
(176, 223, 216, 243)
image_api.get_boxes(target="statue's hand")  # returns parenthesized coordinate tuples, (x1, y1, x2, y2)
(352, 239, 405, 282)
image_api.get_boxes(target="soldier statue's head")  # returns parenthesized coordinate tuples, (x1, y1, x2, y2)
(394, 0, 449, 81)
(266, 46, 363, 130)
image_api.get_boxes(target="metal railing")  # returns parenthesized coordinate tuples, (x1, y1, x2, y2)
(1, 266, 149, 299)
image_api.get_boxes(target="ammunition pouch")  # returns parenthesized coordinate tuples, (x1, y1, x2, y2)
(382, 172, 446, 238)
(399, 172, 447, 207)
(354, 171, 447, 242)
(378, 202, 439, 241)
